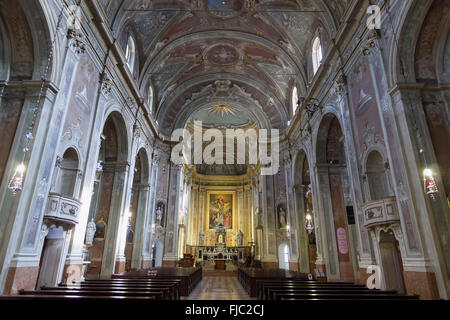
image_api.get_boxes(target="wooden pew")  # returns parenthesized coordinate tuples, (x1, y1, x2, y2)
(259, 284, 397, 300)
(238, 268, 309, 297)
(19, 288, 165, 300)
(59, 280, 180, 300)
(111, 267, 202, 296)
(0, 295, 155, 301)
(42, 285, 175, 300)
(274, 292, 420, 300)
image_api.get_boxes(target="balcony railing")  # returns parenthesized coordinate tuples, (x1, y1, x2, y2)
(45, 193, 81, 226)
(362, 197, 399, 228)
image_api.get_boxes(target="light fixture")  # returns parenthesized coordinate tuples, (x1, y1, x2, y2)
(423, 168, 438, 199)
(305, 211, 314, 234)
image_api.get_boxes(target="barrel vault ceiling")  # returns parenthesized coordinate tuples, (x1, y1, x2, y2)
(100, 0, 348, 135)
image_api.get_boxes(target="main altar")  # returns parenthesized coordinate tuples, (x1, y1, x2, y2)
(189, 225, 251, 269)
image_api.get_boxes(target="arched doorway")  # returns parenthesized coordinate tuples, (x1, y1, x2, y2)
(85, 112, 128, 278)
(316, 113, 357, 281)
(278, 243, 290, 270)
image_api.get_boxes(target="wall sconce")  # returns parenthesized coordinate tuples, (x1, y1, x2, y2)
(8, 163, 26, 195)
(423, 168, 438, 199)
(305, 211, 314, 234)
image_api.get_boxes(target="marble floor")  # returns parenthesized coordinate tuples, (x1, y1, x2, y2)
(182, 271, 254, 300)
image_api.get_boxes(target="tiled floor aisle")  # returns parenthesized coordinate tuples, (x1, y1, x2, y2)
(182, 272, 254, 300)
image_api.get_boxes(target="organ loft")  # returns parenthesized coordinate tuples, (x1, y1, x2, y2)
(0, 0, 448, 305)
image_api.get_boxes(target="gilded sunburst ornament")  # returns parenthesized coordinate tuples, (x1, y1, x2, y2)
(208, 104, 236, 118)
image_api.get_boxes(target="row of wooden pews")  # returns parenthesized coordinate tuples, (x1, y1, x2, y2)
(1, 267, 202, 301)
(112, 267, 202, 296)
(16, 277, 181, 300)
(239, 268, 420, 301)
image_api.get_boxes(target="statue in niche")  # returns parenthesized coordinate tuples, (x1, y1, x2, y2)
(155, 204, 163, 226)
(237, 229, 243, 246)
(278, 207, 287, 228)
(85, 218, 96, 245)
(199, 230, 205, 246)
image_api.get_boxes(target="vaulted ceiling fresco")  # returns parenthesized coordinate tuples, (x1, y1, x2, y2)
(100, 0, 348, 135)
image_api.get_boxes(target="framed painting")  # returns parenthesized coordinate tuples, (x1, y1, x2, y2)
(94, 218, 107, 241)
(209, 194, 233, 229)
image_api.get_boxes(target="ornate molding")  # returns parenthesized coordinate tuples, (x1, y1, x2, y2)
(361, 29, 381, 56)
(67, 28, 86, 55)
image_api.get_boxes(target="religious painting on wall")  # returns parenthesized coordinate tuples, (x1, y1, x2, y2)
(209, 194, 232, 229)
(94, 218, 107, 241)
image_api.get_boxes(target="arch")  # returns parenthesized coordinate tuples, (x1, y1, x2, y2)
(278, 243, 290, 270)
(100, 110, 129, 162)
(56, 147, 80, 199)
(314, 112, 357, 281)
(315, 113, 345, 165)
(364, 150, 392, 201)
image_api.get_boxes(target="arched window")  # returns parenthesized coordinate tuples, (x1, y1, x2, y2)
(147, 85, 154, 114)
(125, 35, 136, 71)
(291, 86, 299, 116)
(312, 36, 323, 74)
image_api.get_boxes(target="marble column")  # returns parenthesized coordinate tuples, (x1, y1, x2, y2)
(162, 164, 182, 266)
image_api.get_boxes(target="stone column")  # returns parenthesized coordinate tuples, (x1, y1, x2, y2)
(131, 183, 150, 269)
(162, 164, 182, 266)
(294, 184, 310, 273)
(334, 72, 375, 277)
(101, 162, 130, 278)
(141, 151, 160, 267)
(314, 165, 340, 280)
(261, 175, 277, 268)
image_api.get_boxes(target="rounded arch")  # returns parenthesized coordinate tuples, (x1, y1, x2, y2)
(0, 0, 55, 82)
(315, 112, 346, 165)
(56, 147, 80, 199)
(135, 147, 150, 185)
(278, 243, 290, 270)
(390, 0, 433, 86)
(293, 149, 310, 186)
(101, 110, 129, 162)
(364, 150, 392, 201)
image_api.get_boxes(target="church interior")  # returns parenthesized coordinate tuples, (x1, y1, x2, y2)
(0, 0, 449, 303)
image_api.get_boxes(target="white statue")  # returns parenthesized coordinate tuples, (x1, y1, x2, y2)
(85, 218, 96, 245)
(279, 207, 287, 228)
(199, 230, 205, 246)
(155, 205, 162, 226)
(237, 229, 243, 246)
